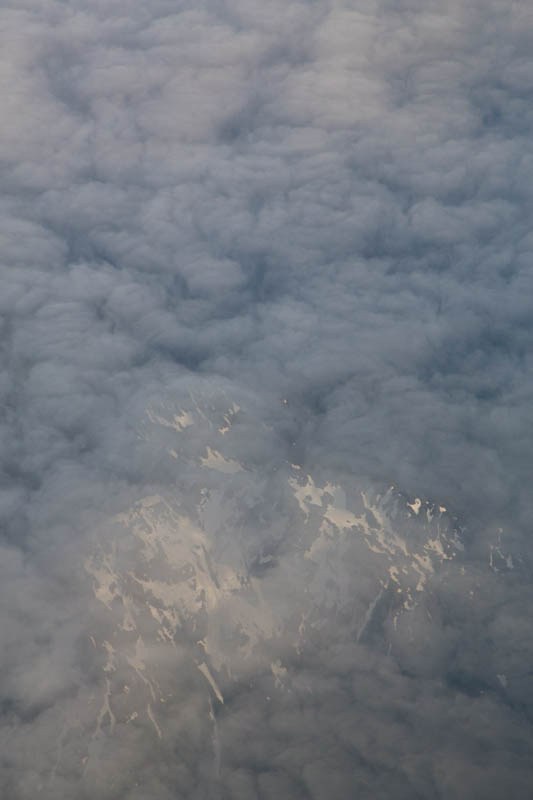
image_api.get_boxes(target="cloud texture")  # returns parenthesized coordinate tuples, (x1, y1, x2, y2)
(1, 0, 533, 797)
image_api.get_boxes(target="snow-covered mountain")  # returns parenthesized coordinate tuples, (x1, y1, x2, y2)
(81, 396, 464, 786)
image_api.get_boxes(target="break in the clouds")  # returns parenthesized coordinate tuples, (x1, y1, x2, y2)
(1, 0, 533, 798)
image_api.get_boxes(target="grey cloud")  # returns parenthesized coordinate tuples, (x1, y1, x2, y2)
(1, 0, 533, 797)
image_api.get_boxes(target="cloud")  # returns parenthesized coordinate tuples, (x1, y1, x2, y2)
(1, 0, 533, 797)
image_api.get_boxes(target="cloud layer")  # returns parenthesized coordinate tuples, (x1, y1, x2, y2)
(1, 0, 533, 797)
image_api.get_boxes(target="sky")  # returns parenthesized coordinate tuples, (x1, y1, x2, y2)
(1, 0, 533, 797)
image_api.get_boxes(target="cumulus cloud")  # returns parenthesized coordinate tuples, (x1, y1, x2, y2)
(1, 0, 533, 797)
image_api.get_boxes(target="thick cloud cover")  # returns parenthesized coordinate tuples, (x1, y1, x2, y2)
(1, 0, 533, 797)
